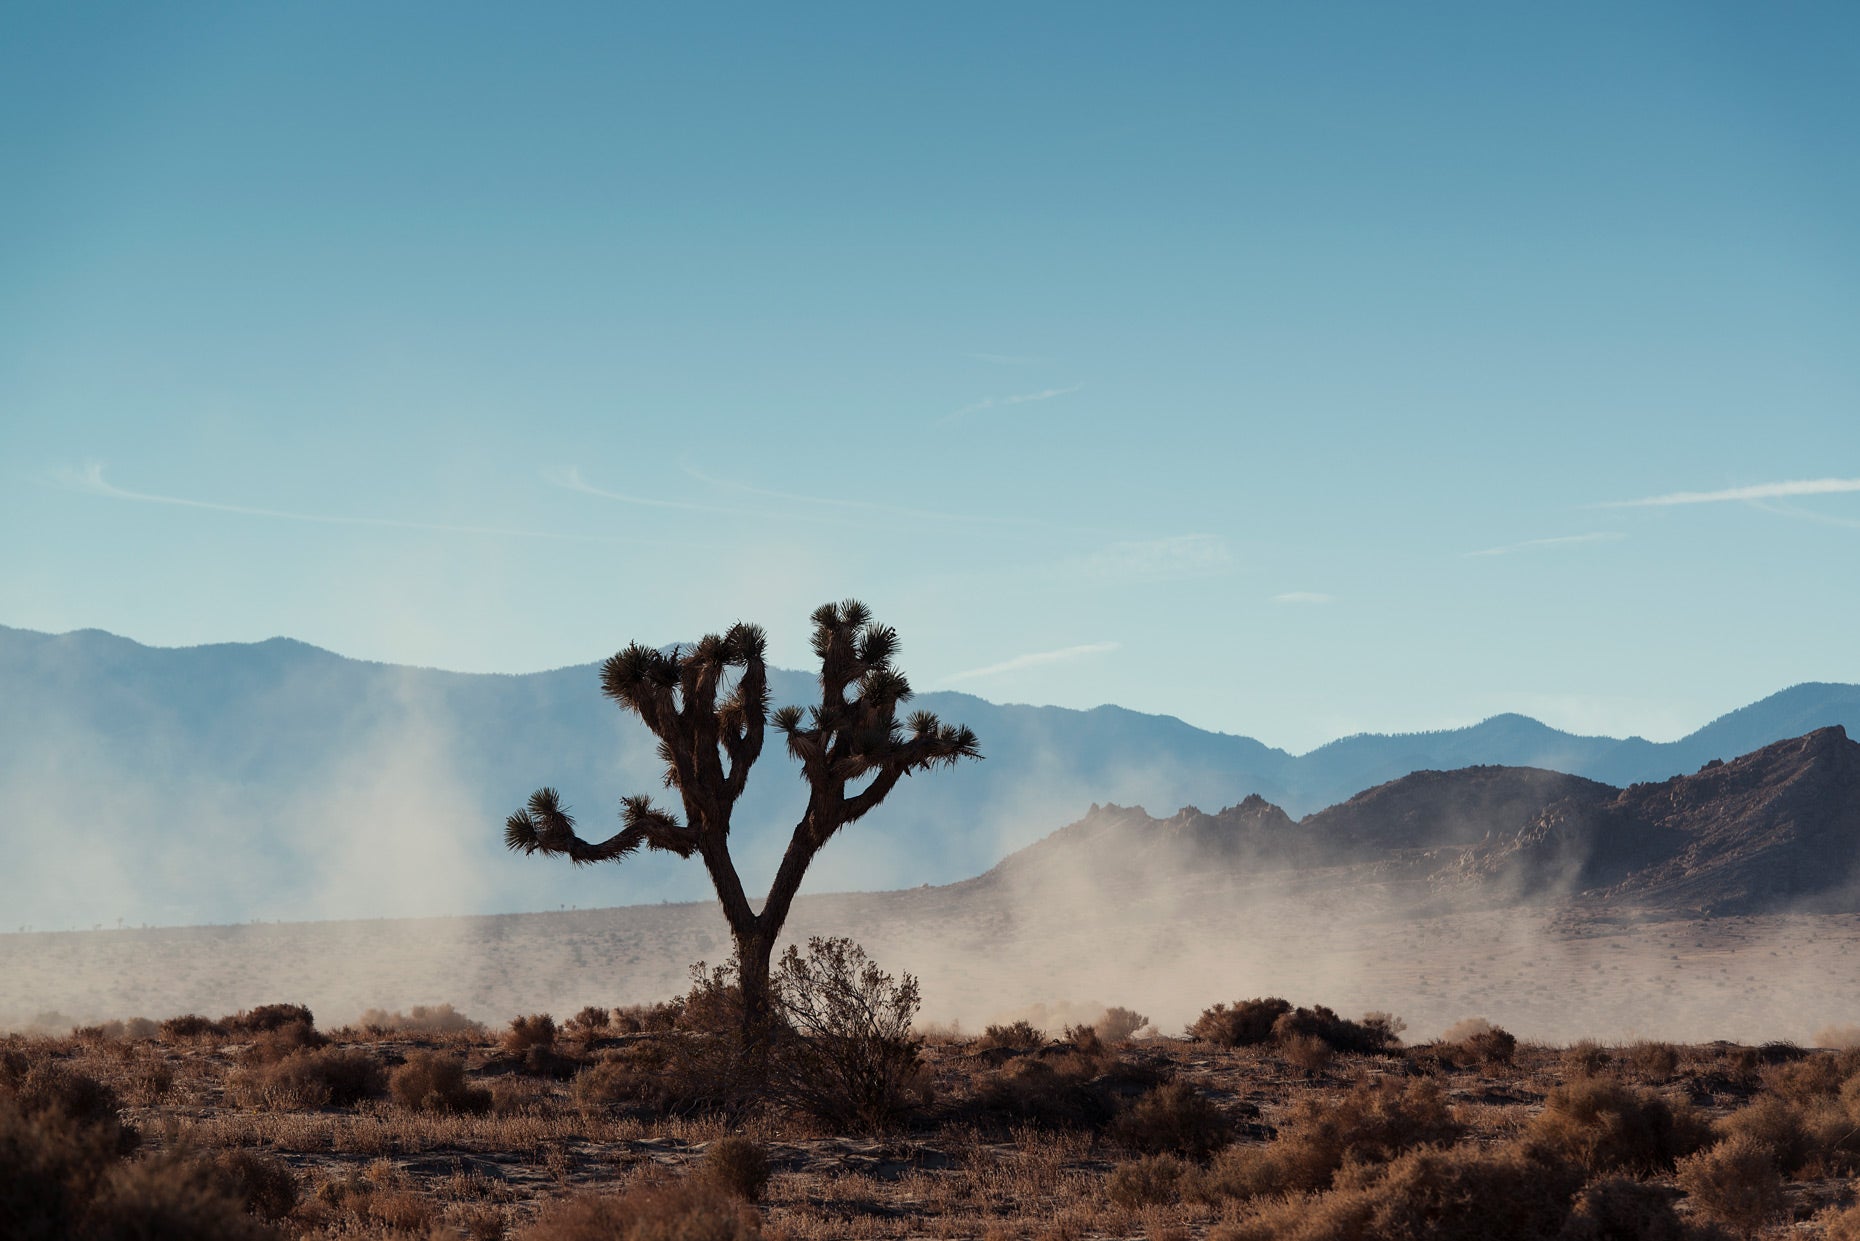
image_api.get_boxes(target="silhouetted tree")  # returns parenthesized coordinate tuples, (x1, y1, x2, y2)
(503, 600, 980, 1045)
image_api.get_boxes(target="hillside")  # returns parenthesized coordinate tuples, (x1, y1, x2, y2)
(4, 622, 1860, 929)
(988, 728, 1860, 917)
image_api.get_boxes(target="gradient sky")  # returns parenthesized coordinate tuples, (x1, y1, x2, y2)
(3, 3, 1857, 752)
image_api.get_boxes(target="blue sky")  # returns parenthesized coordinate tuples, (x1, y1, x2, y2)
(3, 2, 1857, 751)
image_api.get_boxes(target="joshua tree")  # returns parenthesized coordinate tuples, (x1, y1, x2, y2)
(503, 600, 979, 1043)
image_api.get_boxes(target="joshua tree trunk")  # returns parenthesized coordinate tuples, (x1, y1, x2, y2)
(504, 600, 979, 1054)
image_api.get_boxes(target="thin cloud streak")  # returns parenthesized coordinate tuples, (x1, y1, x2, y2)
(681, 466, 1108, 535)
(1271, 592, 1335, 604)
(1072, 534, 1233, 580)
(1597, 477, 1860, 507)
(1751, 500, 1860, 529)
(945, 383, 1083, 422)
(550, 467, 766, 518)
(943, 641, 1119, 684)
(1464, 532, 1625, 558)
(59, 463, 667, 546)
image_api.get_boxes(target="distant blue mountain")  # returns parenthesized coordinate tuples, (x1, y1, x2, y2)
(4, 623, 1858, 929)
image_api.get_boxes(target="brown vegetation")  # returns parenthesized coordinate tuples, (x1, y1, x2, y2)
(5, 991, 1860, 1239)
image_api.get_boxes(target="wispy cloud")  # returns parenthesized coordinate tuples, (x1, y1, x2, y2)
(1271, 591, 1335, 605)
(1464, 532, 1625, 558)
(1751, 501, 1860, 529)
(550, 467, 764, 518)
(1596, 477, 1860, 507)
(680, 466, 1105, 535)
(59, 463, 663, 545)
(1073, 534, 1233, 580)
(946, 383, 1083, 422)
(944, 641, 1118, 684)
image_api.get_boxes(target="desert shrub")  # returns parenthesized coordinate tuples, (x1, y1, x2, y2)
(701, 1135, 770, 1203)
(1109, 1081, 1233, 1157)
(1817, 1201, 1860, 1241)
(211, 1148, 299, 1220)
(1281, 1034, 1335, 1075)
(1560, 1176, 1691, 1241)
(611, 1002, 683, 1034)
(1760, 1052, 1852, 1103)
(1271, 1006, 1400, 1056)
(0, 1099, 119, 1240)
(1197, 1076, 1462, 1201)
(233, 1047, 385, 1109)
(679, 963, 745, 1035)
(976, 1020, 1045, 1053)
(239, 1020, 326, 1065)
(565, 1005, 612, 1046)
(0, 1062, 138, 1157)
(1562, 1041, 1607, 1079)
(519, 1176, 760, 1240)
(504, 1013, 558, 1054)
(389, 1050, 491, 1115)
(1526, 1077, 1710, 1175)
(1716, 1095, 1811, 1174)
(1625, 1041, 1681, 1084)
(1189, 998, 1292, 1047)
(1210, 1143, 1583, 1241)
(354, 1003, 481, 1035)
(86, 1152, 281, 1241)
(975, 1055, 1119, 1129)
(1108, 1154, 1186, 1209)
(158, 1014, 227, 1042)
(224, 1003, 315, 1035)
(573, 1051, 655, 1113)
(1675, 1134, 1782, 1236)
(1096, 1007, 1150, 1044)
(770, 937, 927, 1130)
(1463, 1025, 1519, 1067)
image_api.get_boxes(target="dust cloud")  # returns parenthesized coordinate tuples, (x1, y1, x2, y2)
(6, 785, 1859, 1049)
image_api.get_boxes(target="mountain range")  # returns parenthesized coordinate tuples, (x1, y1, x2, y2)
(5, 622, 1860, 929)
(983, 726, 1860, 916)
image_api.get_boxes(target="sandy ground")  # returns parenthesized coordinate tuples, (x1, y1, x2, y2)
(5, 866, 1858, 1046)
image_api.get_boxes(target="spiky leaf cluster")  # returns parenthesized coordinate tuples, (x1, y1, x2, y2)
(773, 600, 981, 830)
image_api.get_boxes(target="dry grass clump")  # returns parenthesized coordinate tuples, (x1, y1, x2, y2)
(701, 1134, 771, 1203)
(519, 1176, 761, 1240)
(1210, 1143, 1583, 1241)
(158, 1013, 228, 1042)
(1107, 1153, 1187, 1208)
(389, 1049, 492, 1115)
(1560, 1176, 1694, 1241)
(1816, 1200, 1860, 1241)
(231, 1047, 385, 1109)
(1525, 1076, 1709, 1175)
(1675, 1133, 1783, 1236)
(1107, 1081, 1232, 1157)
(975, 1020, 1045, 1053)
(1197, 1076, 1462, 1201)
(1624, 1041, 1681, 1084)
(1759, 1049, 1860, 1103)
(209, 1147, 299, 1220)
